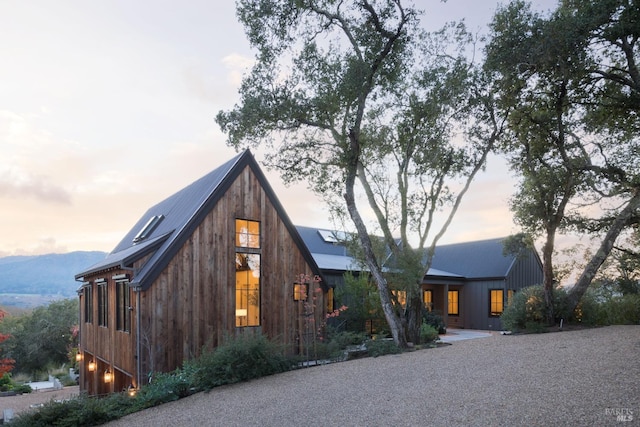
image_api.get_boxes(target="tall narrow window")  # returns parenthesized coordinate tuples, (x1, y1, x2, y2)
(84, 286, 93, 323)
(448, 290, 459, 316)
(235, 253, 260, 327)
(97, 280, 108, 327)
(423, 289, 433, 311)
(507, 289, 515, 305)
(490, 289, 504, 317)
(116, 280, 131, 332)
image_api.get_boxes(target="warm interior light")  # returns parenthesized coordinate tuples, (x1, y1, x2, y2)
(293, 283, 308, 301)
(235, 308, 247, 317)
(88, 360, 96, 372)
(104, 369, 113, 383)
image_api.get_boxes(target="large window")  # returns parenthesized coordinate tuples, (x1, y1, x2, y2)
(116, 280, 131, 332)
(448, 290, 459, 316)
(235, 253, 260, 327)
(235, 219, 261, 327)
(84, 286, 93, 323)
(97, 280, 108, 327)
(490, 289, 504, 317)
(423, 290, 433, 311)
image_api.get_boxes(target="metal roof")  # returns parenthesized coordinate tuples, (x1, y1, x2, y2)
(76, 150, 324, 291)
(296, 226, 516, 280)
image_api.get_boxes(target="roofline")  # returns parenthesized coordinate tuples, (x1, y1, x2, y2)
(133, 150, 327, 292)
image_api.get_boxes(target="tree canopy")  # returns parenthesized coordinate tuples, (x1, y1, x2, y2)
(218, 0, 503, 345)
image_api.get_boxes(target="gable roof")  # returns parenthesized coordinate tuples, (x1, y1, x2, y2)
(429, 237, 515, 279)
(76, 150, 323, 290)
(297, 227, 522, 280)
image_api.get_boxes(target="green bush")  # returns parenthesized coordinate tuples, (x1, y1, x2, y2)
(365, 338, 402, 357)
(419, 323, 439, 343)
(422, 310, 446, 334)
(500, 285, 570, 332)
(183, 333, 295, 391)
(599, 294, 640, 325)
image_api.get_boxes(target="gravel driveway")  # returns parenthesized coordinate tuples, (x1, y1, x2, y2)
(103, 325, 638, 427)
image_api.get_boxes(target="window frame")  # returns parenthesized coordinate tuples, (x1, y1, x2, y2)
(97, 280, 108, 327)
(84, 286, 93, 324)
(448, 290, 459, 316)
(235, 252, 261, 327)
(116, 280, 131, 333)
(489, 289, 504, 317)
(423, 289, 433, 311)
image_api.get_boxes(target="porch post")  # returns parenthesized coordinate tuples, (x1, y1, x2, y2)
(443, 284, 449, 327)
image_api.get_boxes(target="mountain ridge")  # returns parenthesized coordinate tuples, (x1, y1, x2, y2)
(0, 251, 108, 308)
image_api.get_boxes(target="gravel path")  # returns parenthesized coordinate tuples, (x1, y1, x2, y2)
(104, 325, 639, 427)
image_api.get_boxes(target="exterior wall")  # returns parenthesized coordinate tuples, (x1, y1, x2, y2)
(461, 279, 507, 330)
(79, 267, 137, 395)
(137, 165, 324, 380)
(506, 250, 544, 290)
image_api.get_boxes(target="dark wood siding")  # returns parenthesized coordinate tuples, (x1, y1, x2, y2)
(137, 165, 323, 377)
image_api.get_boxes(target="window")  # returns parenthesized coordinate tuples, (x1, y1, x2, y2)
(97, 280, 108, 327)
(423, 290, 433, 311)
(116, 280, 131, 332)
(391, 290, 407, 308)
(235, 219, 260, 248)
(507, 289, 515, 305)
(133, 215, 164, 243)
(235, 253, 260, 327)
(490, 289, 504, 317)
(448, 290, 459, 316)
(327, 287, 334, 313)
(84, 286, 93, 323)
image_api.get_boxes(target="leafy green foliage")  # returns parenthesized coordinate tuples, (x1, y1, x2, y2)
(500, 285, 571, 332)
(0, 299, 78, 376)
(422, 309, 446, 335)
(182, 333, 295, 391)
(419, 323, 438, 343)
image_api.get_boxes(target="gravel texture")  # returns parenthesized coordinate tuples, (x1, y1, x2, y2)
(8, 326, 639, 426)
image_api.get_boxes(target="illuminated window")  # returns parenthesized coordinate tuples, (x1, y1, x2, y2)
(97, 280, 108, 327)
(235, 219, 260, 248)
(490, 289, 504, 317)
(391, 290, 407, 308)
(327, 287, 334, 313)
(116, 280, 131, 332)
(448, 290, 459, 316)
(507, 289, 515, 305)
(235, 253, 260, 327)
(84, 286, 93, 323)
(293, 283, 308, 301)
(423, 290, 433, 311)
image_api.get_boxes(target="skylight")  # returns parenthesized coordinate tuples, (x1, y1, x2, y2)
(318, 229, 348, 244)
(133, 215, 164, 243)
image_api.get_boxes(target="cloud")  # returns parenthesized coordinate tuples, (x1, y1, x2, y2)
(221, 53, 254, 86)
(0, 169, 71, 204)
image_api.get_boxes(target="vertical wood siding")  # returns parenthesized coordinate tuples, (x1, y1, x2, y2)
(137, 165, 323, 377)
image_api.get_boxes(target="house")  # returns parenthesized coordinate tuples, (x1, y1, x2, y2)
(75, 150, 326, 396)
(296, 226, 543, 331)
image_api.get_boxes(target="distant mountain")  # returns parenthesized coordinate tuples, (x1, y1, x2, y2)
(0, 251, 107, 307)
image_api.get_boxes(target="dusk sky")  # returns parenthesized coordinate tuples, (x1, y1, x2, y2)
(0, 0, 559, 257)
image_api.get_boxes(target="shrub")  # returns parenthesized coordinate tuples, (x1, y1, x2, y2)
(183, 333, 295, 391)
(599, 294, 640, 325)
(419, 323, 439, 343)
(500, 285, 570, 332)
(422, 310, 446, 334)
(365, 339, 402, 357)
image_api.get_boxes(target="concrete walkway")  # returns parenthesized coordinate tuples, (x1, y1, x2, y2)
(438, 328, 493, 343)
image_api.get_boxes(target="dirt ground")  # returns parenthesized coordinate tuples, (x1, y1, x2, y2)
(0, 386, 80, 420)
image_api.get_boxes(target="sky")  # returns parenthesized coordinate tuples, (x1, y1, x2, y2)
(0, 0, 559, 257)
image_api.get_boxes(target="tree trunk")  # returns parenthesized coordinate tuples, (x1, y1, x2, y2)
(567, 190, 640, 313)
(344, 148, 408, 348)
(405, 288, 423, 344)
(541, 230, 556, 325)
